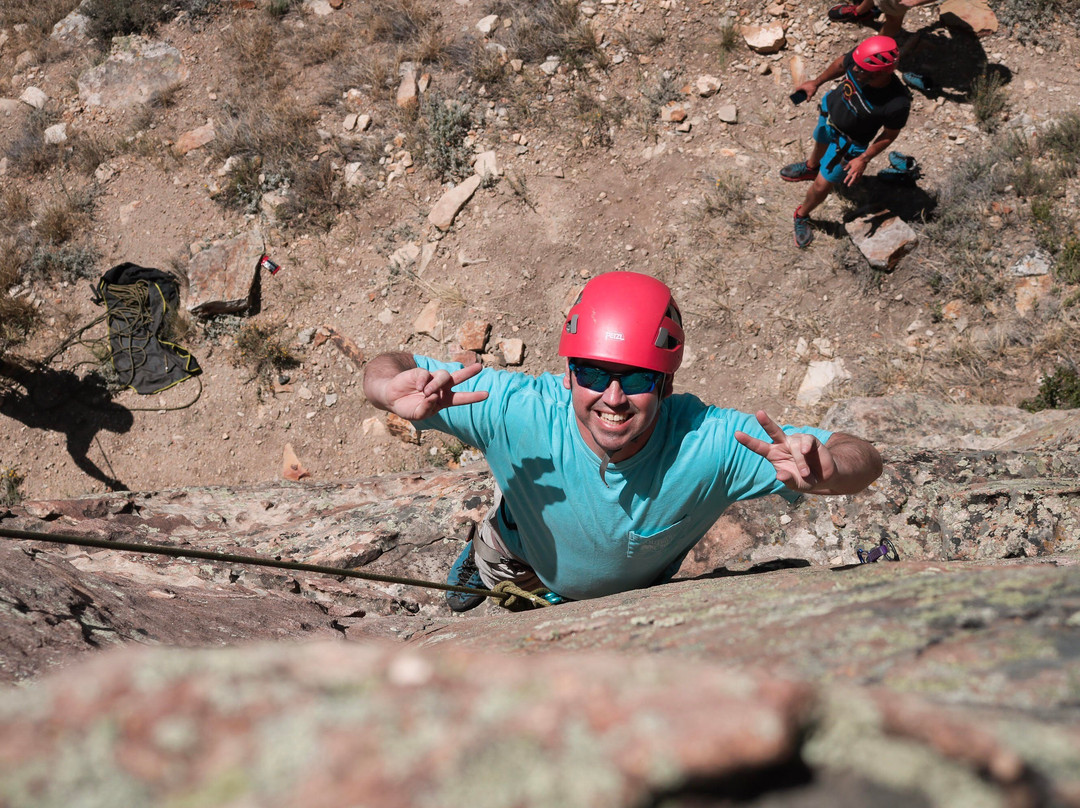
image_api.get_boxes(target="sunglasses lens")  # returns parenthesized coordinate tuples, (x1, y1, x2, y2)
(572, 365, 611, 391)
(571, 364, 659, 394)
(620, 372, 659, 394)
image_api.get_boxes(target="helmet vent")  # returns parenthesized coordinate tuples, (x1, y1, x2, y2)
(565, 314, 578, 334)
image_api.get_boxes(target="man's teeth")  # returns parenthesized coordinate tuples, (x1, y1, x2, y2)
(598, 413, 628, 424)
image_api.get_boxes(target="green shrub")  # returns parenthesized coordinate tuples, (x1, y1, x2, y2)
(25, 244, 100, 281)
(83, 0, 221, 44)
(993, 0, 1080, 45)
(419, 96, 473, 182)
(234, 320, 301, 386)
(970, 70, 1008, 132)
(0, 467, 25, 508)
(4, 108, 63, 175)
(1040, 112, 1080, 177)
(84, 0, 171, 43)
(1020, 364, 1080, 412)
(1057, 238, 1080, 285)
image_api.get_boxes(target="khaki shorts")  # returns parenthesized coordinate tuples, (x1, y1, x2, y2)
(472, 484, 544, 592)
(875, 0, 908, 18)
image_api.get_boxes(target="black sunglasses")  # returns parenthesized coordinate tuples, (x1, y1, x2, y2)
(568, 362, 662, 395)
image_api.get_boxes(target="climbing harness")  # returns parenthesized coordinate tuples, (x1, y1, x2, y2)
(0, 526, 555, 611)
(857, 537, 900, 563)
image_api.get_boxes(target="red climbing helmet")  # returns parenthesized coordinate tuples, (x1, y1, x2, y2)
(558, 272, 684, 374)
(852, 35, 899, 72)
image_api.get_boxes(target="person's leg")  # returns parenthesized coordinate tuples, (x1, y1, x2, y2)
(446, 483, 544, 612)
(798, 175, 834, 219)
(828, 0, 877, 21)
(781, 107, 831, 181)
(806, 138, 828, 173)
(793, 135, 842, 248)
(879, 13, 904, 37)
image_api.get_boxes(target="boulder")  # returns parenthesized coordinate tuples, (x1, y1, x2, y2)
(716, 104, 738, 123)
(77, 39, 188, 110)
(821, 394, 1077, 450)
(741, 23, 786, 54)
(413, 300, 442, 339)
(796, 359, 850, 406)
(396, 61, 418, 109)
(185, 229, 264, 315)
(476, 14, 500, 34)
(173, 119, 216, 156)
(427, 175, 482, 230)
(50, 6, 92, 44)
(43, 123, 67, 145)
(939, 0, 999, 37)
(456, 319, 491, 352)
(694, 75, 722, 97)
(19, 86, 47, 109)
(844, 211, 919, 270)
(659, 102, 687, 122)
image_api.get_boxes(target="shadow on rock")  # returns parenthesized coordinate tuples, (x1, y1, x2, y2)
(840, 175, 938, 224)
(686, 557, 812, 581)
(0, 364, 133, 491)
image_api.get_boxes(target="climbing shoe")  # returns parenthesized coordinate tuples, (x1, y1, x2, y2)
(878, 151, 920, 184)
(827, 3, 876, 22)
(445, 540, 486, 613)
(901, 71, 937, 93)
(780, 161, 819, 182)
(793, 207, 814, 249)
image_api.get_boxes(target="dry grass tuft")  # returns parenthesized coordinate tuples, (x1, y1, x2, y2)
(362, 0, 441, 45)
(4, 109, 64, 176)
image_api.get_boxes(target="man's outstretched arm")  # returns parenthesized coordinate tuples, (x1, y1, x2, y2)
(363, 351, 488, 421)
(735, 410, 882, 495)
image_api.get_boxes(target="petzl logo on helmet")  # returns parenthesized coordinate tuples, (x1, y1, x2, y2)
(605, 331, 625, 341)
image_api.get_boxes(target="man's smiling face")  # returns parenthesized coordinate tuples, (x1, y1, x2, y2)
(564, 359, 669, 462)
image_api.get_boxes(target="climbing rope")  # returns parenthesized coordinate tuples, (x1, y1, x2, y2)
(0, 526, 553, 610)
(30, 280, 204, 412)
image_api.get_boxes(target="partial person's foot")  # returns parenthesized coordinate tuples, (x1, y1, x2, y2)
(878, 151, 920, 184)
(793, 207, 814, 249)
(827, 3, 877, 22)
(779, 161, 820, 182)
(901, 71, 937, 93)
(445, 540, 486, 612)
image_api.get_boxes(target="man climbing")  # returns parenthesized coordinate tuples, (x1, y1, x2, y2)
(363, 272, 882, 612)
(780, 35, 912, 248)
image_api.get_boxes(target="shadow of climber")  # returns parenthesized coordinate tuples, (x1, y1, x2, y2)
(0, 365, 134, 492)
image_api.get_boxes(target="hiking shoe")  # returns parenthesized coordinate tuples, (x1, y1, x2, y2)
(445, 540, 486, 613)
(901, 71, 937, 93)
(828, 3, 876, 22)
(793, 207, 814, 248)
(780, 161, 819, 182)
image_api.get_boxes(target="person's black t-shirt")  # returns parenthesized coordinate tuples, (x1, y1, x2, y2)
(824, 52, 911, 147)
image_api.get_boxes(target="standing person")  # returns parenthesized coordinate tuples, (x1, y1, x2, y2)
(363, 272, 883, 611)
(780, 35, 912, 248)
(827, 0, 941, 39)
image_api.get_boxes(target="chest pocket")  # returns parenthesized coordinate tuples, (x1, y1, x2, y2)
(627, 517, 686, 559)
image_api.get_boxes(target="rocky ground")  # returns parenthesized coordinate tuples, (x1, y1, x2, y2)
(0, 0, 1078, 501)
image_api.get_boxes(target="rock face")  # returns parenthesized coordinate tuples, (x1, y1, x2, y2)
(1, 398, 1079, 806)
(77, 39, 188, 110)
